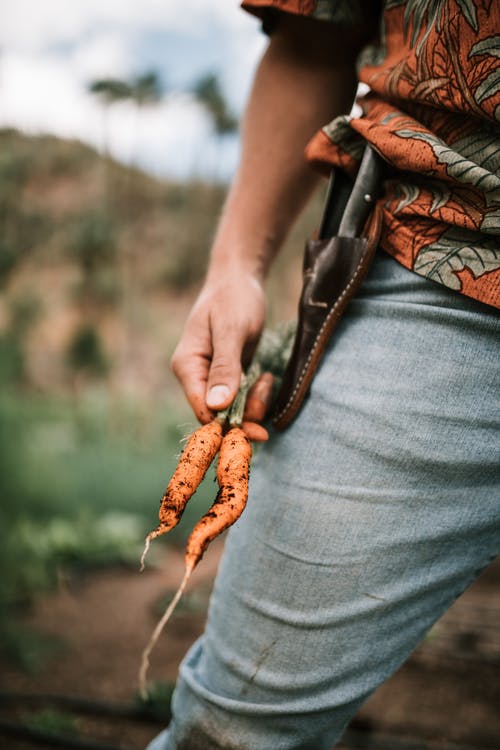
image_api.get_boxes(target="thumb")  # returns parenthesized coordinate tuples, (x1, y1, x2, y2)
(205, 327, 243, 411)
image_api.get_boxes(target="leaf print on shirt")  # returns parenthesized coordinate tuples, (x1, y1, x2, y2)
(468, 35, 500, 107)
(388, 179, 452, 215)
(395, 129, 500, 208)
(403, 0, 443, 51)
(450, 129, 500, 176)
(414, 227, 500, 290)
(385, 0, 443, 50)
(389, 183, 421, 214)
(469, 35, 500, 60)
(439, 2, 497, 118)
(370, 1, 447, 101)
(367, 1, 498, 117)
(481, 209, 500, 233)
(473, 70, 500, 105)
(427, 181, 452, 213)
(454, 0, 478, 32)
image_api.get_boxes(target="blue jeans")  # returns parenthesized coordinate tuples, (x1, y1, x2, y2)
(147, 252, 500, 750)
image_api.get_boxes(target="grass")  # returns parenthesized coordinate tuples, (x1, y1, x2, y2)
(1, 627, 65, 674)
(23, 708, 80, 736)
(0, 386, 218, 668)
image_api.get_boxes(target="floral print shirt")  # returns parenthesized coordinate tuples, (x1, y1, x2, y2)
(242, 0, 500, 309)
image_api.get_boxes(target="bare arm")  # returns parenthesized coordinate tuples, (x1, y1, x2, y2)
(171, 13, 367, 423)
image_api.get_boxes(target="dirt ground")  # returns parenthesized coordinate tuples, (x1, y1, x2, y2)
(1, 543, 499, 750)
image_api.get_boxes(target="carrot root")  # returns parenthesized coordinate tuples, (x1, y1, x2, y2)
(138, 566, 193, 700)
(139, 538, 151, 573)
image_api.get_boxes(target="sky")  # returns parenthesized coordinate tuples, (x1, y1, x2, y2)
(0, 0, 267, 180)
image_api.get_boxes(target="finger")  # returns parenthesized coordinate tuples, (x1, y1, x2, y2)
(242, 421, 269, 442)
(171, 348, 215, 424)
(187, 387, 216, 424)
(244, 372, 274, 422)
(206, 320, 245, 411)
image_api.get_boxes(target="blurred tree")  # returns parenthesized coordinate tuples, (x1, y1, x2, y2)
(70, 212, 116, 277)
(0, 294, 43, 387)
(192, 72, 238, 179)
(89, 72, 164, 205)
(129, 71, 162, 109)
(0, 332, 24, 385)
(193, 73, 238, 137)
(128, 71, 163, 171)
(0, 143, 48, 284)
(88, 78, 131, 102)
(9, 294, 42, 338)
(89, 78, 132, 203)
(88, 78, 131, 160)
(68, 211, 117, 315)
(66, 323, 108, 380)
(0, 240, 17, 286)
(110, 71, 164, 382)
(89, 72, 163, 170)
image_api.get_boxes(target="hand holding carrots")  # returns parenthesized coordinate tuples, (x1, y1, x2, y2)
(170, 269, 266, 424)
(139, 369, 270, 697)
(139, 319, 295, 697)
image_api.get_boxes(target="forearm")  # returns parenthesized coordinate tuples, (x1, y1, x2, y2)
(172, 14, 371, 420)
(207, 14, 364, 284)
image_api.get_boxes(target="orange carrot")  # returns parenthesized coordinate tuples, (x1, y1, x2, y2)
(140, 419, 223, 569)
(139, 425, 252, 699)
(185, 426, 252, 575)
(139, 425, 252, 698)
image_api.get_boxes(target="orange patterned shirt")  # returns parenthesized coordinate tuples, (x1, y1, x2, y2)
(243, 0, 500, 309)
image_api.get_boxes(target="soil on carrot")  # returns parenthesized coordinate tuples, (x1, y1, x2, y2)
(1, 547, 499, 750)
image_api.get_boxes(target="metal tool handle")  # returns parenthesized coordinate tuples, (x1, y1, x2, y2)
(318, 145, 384, 241)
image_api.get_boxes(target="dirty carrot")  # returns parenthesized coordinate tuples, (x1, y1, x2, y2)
(140, 419, 223, 570)
(139, 426, 252, 698)
(185, 426, 252, 574)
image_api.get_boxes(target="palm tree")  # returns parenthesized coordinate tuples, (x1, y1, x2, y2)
(127, 71, 163, 170)
(192, 72, 238, 180)
(89, 77, 132, 204)
(129, 71, 162, 108)
(89, 78, 132, 159)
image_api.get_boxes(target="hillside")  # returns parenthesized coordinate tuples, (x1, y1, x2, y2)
(0, 128, 322, 398)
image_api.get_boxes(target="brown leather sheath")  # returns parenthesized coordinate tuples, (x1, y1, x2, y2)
(273, 146, 384, 431)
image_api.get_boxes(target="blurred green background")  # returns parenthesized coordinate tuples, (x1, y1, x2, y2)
(0, 124, 323, 669)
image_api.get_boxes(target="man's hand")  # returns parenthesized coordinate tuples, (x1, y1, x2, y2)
(171, 270, 266, 424)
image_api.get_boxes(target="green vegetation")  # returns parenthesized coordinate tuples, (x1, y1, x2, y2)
(24, 709, 80, 736)
(66, 325, 108, 375)
(0, 388, 219, 667)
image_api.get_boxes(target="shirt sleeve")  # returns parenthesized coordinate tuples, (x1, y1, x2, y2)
(241, 0, 372, 32)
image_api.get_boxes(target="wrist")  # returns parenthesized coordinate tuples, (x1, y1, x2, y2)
(206, 244, 271, 287)
(203, 262, 266, 303)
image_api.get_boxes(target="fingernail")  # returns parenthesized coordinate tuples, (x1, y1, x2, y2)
(207, 384, 230, 408)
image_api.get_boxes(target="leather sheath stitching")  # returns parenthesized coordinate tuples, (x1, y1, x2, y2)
(274, 244, 369, 425)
